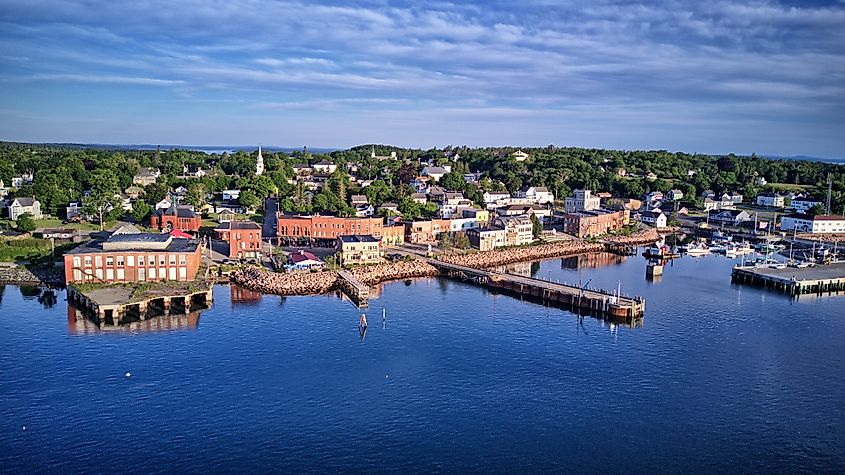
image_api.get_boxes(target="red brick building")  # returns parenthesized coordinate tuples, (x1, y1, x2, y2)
(150, 204, 201, 232)
(562, 209, 627, 238)
(215, 220, 263, 259)
(64, 232, 204, 284)
(277, 215, 384, 242)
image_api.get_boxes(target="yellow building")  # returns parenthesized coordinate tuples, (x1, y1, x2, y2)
(336, 235, 382, 266)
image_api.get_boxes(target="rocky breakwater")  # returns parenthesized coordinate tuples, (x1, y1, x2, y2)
(231, 267, 338, 296)
(603, 227, 676, 247)
(349, 260, 439, 286)
(440, 241, 605, 269)
(0, 265, 65, 286)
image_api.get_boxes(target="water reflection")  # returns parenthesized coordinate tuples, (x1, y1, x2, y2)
(562, 252, 628, 270)
(67, 302, 201, 334)
(230, 285, 263, 305)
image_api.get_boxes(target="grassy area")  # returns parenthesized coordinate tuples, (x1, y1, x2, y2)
(0, 218, 114, 232)
(767, 183, 812, 192)
(0, 238, 81, 264)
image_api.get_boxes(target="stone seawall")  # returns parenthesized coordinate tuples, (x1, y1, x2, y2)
(0, 266, 65, 286)
(439, 241, 605, 269)
(230, 259, 440, 296)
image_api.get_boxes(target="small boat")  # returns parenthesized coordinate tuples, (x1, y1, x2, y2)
(684, 243, 711, 257)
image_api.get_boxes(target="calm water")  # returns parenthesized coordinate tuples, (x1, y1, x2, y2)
(1, 254, 843, 473)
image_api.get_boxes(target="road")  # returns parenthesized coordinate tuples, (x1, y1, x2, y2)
(262, 197, 278, 239)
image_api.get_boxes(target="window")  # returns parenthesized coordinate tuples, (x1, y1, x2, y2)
(116, 269, 124, 280)
(127, 255, 134, 266)
(168, 267, 176, 281)
(106, 269, 114, 280)
(106, 256, 114, 266)
(84, 256, 92, 267)
(138, 268, 145, 281)
(159, 267, 166, 280)
(159, 255, 165, 265)
(148, 268, 155, 279)
(169, 255, 176, 265)
(179, 267, 187, 280)
(138, 255, 145, 266)
(116, 256, 124, 267)
(95, 256, 102, 267)
(73, 257, 81, 267)
(179, 254, 186, 265)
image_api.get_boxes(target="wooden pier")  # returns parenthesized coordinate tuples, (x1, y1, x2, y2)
(429, 259, 645, 320)
(732, 262, 845, 296)
(67, 285, 213, 328)
(337, 270, 370, 307)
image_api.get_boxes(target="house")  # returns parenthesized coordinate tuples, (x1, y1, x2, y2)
(133, 168, 160, 186)
(287, 250, 324, 271)
(615, 168, 627, 177)
(511, 150, 529, 162)
(645, 172, 658, 181)
(370, 146, 398, 160)
(336, 235, 382, 266)
(667, 189, 684, 201)
(700, 190, 716, 201)
(596, 192, 613, 200)
(0, 180, 7, 198)
(517, 186, 554, 204)
(703, 197, 721, 211)
(564, 190, 601, 212)
(350, 195, 369, 207)
(756, 193, 785, 208)
(215, 220, 262, 259)
(38, 228, 80, 241)
(492, 215, 533, 246)
(378, 202, 400, 215)
(354, 204, 375, 218)
(410, 193, 428, 204)
(791, 197, 822, 214)
(112, 224, 142, 235)
(483, 191, 510, 205)
(124, 186, 144, 200)
(466, 227, 506, 251)
(780, 214, 845, 234)
(497, 204, 551, 223)
(292, 164, 313, 177)
(11, 172, 34, 188)
(222, 189, 241, 202)
(707, 209, 751, 227)
(639, 210, 667, 228)
(8, 197, 42, 220)
(421, 166, 450, 182)
(312, 160, 337, 175)
(725, 192, 743, 204)
(150, 204, 202, 232)
(461, 208, 489, 224)
(562, 209, 627, 238)
(462, 172, 481, 184)
(63, 230, 203, 284)
(66, 201, 83, 221)
(687, 169, 697, 177)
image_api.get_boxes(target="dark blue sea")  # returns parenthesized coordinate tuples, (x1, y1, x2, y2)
(1, 253, 843, 473)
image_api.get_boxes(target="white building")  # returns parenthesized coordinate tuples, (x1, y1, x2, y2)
(222, 189, 241, 202)
(493, 215, 534, 246)
(422, 166, 450, 182)
(756, 193, 785, 208)
(780, 214, 845, 234)
(518, 186, 554, 204)
(11, 172, 34, 189)
(483, 191, 511, 205)
(8, 197, 42, 220)
(565, 189, 601, 212)
(639, 210, 667, 228)
(791, 197, 822, 214)
(312, 160, 337, 175)
(255, 146, 264, 176)
(511, 150, 529, 162)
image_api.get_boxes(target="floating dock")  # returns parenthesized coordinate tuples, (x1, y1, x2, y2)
(429, 259, 645, 320)
(731, 262, 845, 295)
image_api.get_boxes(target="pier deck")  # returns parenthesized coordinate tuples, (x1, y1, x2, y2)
(430, 259, 645, 319)
(337, 270, 370, 307)
(732, 262, 845, 295)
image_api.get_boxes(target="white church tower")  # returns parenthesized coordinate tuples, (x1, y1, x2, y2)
(255, 146, 264, 176)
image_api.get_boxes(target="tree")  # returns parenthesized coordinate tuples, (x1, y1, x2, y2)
(440, 171, 466, 191)
(131, 200, 152, 223)
(530, 213, 542, 239)
(238, 189, 260, 211)
(453, 232, 470, 249)
(808, 204, 826, 216)
(438, 232, 452, 250)
(185, 182, 206, 208)
(15, 212, 36, 233)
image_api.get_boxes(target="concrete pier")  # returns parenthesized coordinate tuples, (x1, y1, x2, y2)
(67, 285, 213, 327)
(732, 262, 845, 296)
(337, 270, 370, 307)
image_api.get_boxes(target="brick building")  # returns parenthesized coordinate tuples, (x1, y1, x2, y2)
(215, 220, 263, 259)
(403, 219, 452, 243)
(150, 204, 202, 232)
(277, 215, 384, 242)
(63, 231, 203, 284)
(562, 209, 627, 238)
(381, 223, 405, 245)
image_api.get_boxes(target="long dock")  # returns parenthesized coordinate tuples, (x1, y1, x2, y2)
(732, 262, 845, 295)
(337, 270, 370, 307)
(430, 259, 645, 320)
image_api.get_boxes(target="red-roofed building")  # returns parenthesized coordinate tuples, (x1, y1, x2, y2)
(288, 250, 324, 270)
(150, 204, 201, 232)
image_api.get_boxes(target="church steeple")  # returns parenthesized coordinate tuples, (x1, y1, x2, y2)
(255, 146, 264, 176)
(371, 145, 376, 158)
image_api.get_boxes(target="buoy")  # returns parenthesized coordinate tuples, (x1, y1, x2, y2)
(22, 426, 26, 431)
(385, 374, 389, 379)
(125, 372, 131, 378)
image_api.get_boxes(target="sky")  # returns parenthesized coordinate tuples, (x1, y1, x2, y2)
(1, 0, 844, 157)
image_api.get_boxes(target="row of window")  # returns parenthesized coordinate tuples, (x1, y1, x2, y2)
(72, 266, 188, 282)
(72, 253, 187, 268)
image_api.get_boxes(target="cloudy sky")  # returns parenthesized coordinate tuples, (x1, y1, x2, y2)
(1, 0, 844, 156)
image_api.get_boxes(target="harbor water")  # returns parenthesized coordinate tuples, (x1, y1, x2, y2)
(0, 253, 843, 472)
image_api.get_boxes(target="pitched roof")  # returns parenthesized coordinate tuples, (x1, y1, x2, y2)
(290, 250, 322, 264)
(12, 197, 36, 207)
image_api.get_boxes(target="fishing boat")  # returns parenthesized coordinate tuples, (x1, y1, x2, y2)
(684, 243, 711, 257)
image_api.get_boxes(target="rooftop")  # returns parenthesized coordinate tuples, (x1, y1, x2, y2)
(338, 234, 380, 243)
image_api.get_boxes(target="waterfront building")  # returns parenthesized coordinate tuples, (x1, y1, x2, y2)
(8, 197, 42, 220)
(336, 235, 382, 266)
(277, 215, 384, 241)
(564, 189, 601, 212)
(380, 223, 405, 245)
(756, 193, 785, 208)
(215, 220, 262, 259)
(133, 167, 160, 186)
(63, 231, 203, 284)
(639, 210, 667, 228)
(707, 209, 752, 227)
(497, 204, 551, 223)
(562, 209, 627, 238)
(461, 208, 489, 224)
(150, 204, 201, 232)
(403, 219, 451, 243)
(780, 214, 845, 234)
(466, 227, 506, 251)
(492, 215, 534, 246)
(287, 250, 324, 271)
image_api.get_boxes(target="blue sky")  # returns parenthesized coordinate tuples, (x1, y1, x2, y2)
(1, 0, 844, 156)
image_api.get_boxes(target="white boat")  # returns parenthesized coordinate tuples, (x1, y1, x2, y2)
(686, 245, 711, 257)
